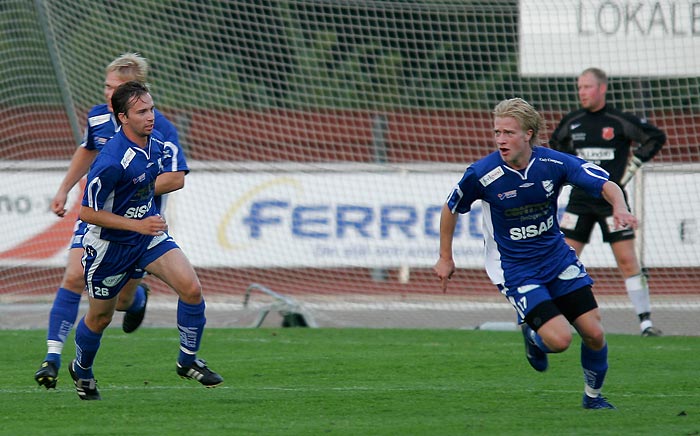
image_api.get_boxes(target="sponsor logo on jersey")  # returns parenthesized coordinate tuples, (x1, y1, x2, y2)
(570, 123, 581, 130)
(132, 173, 146, 184)
(125, 199, 153, 219)
(498, 190, 517, 200)
(578, 147, 615, 161)
(504, 201, 550, 218)
(538, 157, 563, 165)
(519, 182, 534, 188)
(121, 148, 136, 169)
(479, 166, 504, 187)
(509, 215, 555, 240)
(602, 127, 615, 140)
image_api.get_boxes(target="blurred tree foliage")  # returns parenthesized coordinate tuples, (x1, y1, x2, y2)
(9, 0, 700, 112)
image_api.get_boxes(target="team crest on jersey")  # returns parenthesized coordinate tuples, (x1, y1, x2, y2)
(602, 127, 615, 140)
(479, 166, 505, 187)
(541, 180, 554, 196)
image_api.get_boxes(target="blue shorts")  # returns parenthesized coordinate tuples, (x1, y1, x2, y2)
(82, 231, 179, 300)
(73, 220, 145, 280)
(498, 261, 594, 324)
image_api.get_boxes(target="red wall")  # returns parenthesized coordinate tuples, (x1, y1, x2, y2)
(1, 107, 697, 163)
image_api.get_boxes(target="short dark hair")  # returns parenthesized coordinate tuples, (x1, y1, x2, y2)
(580, 67, 607, 86)
(112, 81, 150, 126)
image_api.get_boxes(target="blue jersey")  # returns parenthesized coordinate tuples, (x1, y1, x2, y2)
(81, 104, 189, 213)
(446, 146, 609, 288)
(82, 129, 165, 245)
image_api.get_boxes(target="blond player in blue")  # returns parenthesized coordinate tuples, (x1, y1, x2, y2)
(68, 82, 221, 400)
(35, 53, 188, 390)
(434, 98, 638, 410)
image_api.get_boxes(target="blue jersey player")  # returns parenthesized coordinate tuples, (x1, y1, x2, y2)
(68, 81, 222, 400)
(434, 98, 637, 410)
(35, 53, 188, 390)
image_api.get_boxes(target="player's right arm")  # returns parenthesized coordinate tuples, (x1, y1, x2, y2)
(52, 147, 99, 217)
(79, 206, 167, 236)
(434, 203, 458, 293)
(434, 169, 479, 293)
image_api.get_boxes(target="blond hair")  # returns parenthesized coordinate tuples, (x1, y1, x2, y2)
(493, 97, 544, 146)
(105, 52, 149, 84)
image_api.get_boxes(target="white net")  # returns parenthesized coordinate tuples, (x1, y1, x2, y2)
(1, 0, 698, 333)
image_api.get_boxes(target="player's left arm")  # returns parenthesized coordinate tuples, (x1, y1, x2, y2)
(155, 171, 185, 195)
(154, 117, 189, 195)
(601, 181, 638, 230)
(620, 114, 667, 185)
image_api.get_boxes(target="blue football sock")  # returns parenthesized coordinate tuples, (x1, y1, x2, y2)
(45, 288, 82, 367)
(176, 299, 206, 367)
(124, 285, 146, 313)
(533, 333, 553, 353)
(581, 342, 608, 390)
(525, 325, 552, 353)
(74, 317, 103, 379)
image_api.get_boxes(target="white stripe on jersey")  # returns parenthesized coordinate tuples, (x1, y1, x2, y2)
(86, 178, 102, 211)
(481, 201, 504, 285)
(85, 188, 116, 240)
(164, 141, 179, 172)
(503, 159, 535, 180)
(581, 162, 609, 180)
(88, 113, 112, 127)
(448, 185, 464, 214)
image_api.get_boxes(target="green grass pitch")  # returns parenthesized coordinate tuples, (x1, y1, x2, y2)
(2, 328, 698, 435)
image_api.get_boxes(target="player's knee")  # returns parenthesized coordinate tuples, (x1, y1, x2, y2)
(86, 312, 114, 333)
(617, 258, 639, 276)
(61, 269, 86, 292)
(544, 329, 573, 353)
(115, 294, 132, 311)
(580, 328, 606, 350)
(177, 279, 203, 304)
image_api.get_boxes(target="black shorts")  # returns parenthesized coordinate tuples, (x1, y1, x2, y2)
(559, 198, 634, 244)
(524, 285, 599, 330)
